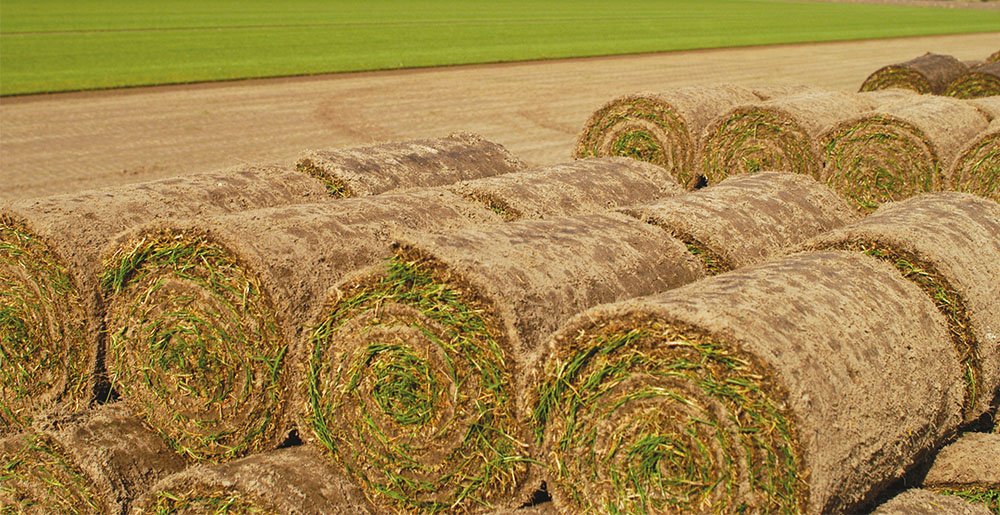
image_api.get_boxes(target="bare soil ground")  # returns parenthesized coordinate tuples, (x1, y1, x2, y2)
(1, 33, 997, 201)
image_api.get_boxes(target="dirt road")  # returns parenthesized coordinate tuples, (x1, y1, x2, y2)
(1, 32, 997, 200)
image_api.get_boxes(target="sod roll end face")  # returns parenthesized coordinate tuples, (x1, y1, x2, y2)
(945, 63, 1000, 99)
(860, 53, 968, 95)
(0, 213, 91, 433)
(101, 228, 287, 462)
(305, 255, 528, 512)
(950, 121, 1000, 202)
(0, 432, 106, 511)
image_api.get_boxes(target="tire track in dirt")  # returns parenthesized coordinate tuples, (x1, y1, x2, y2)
(1, 32, 996, 200)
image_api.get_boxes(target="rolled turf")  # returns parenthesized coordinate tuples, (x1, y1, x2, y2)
(950, 119, 999, 202)
(449, 157, 682, 221)
(100, 159, 679, 465)
(989, 50, 1000, 63)
(296, 133, 525, 197)
(921, 432, 1000, 514)
(620, 171, 859, 274)
(820, 93, 989, 211)
(873, 489, 992, 515)
(0, 164, 327, 433)
(533, 251, 964, 513)
(946, 62, 1000, 99)
(0, 135, 521, 434)
(0, 404, 185, 512)
(860, 53, 969, 94)
(573, 85, 774, 188)
(805, 193, 1000, 423)
(134, 445, 374, 514)
(304, 213, 704, 512)
(700, 90, 876, 185)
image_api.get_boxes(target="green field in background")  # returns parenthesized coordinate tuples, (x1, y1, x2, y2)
(1, 0, 998, 96)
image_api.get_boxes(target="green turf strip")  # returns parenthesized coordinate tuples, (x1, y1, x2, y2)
(2, 0, 1000, 95)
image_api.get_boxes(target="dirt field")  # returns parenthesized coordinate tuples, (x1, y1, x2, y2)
(1, 32, 997, 201)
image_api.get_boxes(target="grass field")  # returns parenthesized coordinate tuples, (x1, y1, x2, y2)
(1, 0, 998, 96)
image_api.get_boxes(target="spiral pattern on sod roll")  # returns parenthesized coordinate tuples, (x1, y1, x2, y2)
(575, 96, 695, 186)
(701, 108, 816, 185)
(0, 217, 89, 431)
(307, 256, 527, 512)
(821, 116, 937, 211)
(101, 231, 285, 462)
(534, 318, 803, 513)
(0, 433, 103, 511)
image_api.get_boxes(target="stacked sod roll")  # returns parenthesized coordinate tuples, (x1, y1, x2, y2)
(805, 193, 1000, 422)
(860, 53, 969, 94)
(534, 250, 964, 513)
(304, 213, 705, 512)
(700, 90, 876, 184)
(0, 404, 185, 512)
(296, 132, 525, 197)
(574, 85, 771, 187)
(449, 157, 682, 221)
(0, 165, 327, 433)
(873, 489, 992, 515)
(990, 50, 1000, 64)
(921, 432, 1000, 513)
(134, 446, 374, 514)
(99, 159, 685, 467)
(946, 62, 1000, 99)
(950, 119, 999, 201)
(820, 94, 988, 211)
(621, 172, 859, 274)
(0, 135, 522, 433)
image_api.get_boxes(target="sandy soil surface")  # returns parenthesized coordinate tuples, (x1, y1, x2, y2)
(1, 32, 997, 201)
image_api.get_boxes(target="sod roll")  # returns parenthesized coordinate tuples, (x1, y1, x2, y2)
(969, 97, 1000, 122)
(989, 50, 1000, 64)
(701, 90, 876, 185)
(805, 193, 1000, 422)
(873, 489, 993, 515)
(946, 62, 1000, 99)
(950, 119, 1000, 201)
(922, 432, 1000, 513)
(620, 171, 859, 274)
(573, 85, 768, 187)
(134, 446, 373, 514)
(100, 189, 501, 464)
(0, 404, 185, 512)
(0, 164, 329, 433)
(860, 52, 969, 94)
(449, 157, 682, 221)
(820, 94, 989, 211)
(534, 251, 963, 513)
(304, 213, 704, 512)
(296, 132, 525, 197)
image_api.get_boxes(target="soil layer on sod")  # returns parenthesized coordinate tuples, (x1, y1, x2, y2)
(100, 189, 501, 464)
(620, 171, 859, 274)
(950, 119, 999, 202)
(873, 489, 993, 515)
(573, 85, 767, 188)
(534, 251, 962, 513)
(820, 93, 989, 211)
(860, 53, 969, 94)
(946, 62, 1000, 99)
(701, 90, 875, 185)
(295, 133, 525, 197)
(0, 404, 185, 512)
(449, 157, 682, 221)
(805, 193, 1000, 422)
(304, 212, 704, 512)
(921, 432, 1000, 514)
(135, 446, 373, 514)
(0, 164, 328, 433)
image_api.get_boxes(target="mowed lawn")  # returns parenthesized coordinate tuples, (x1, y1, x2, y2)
(1, 0, 998, 96)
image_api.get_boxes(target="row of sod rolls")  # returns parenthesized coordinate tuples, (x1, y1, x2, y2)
(301, 172, 860, 512)
(574, 84, 809, 188)
(533, 250, 964, 513)
(0, 404, 185, 512)
(576, 85, 998, 210)
(97, 158, 685, 468)
(532, 192, 999, 513)
(0, 134, 524, 433)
